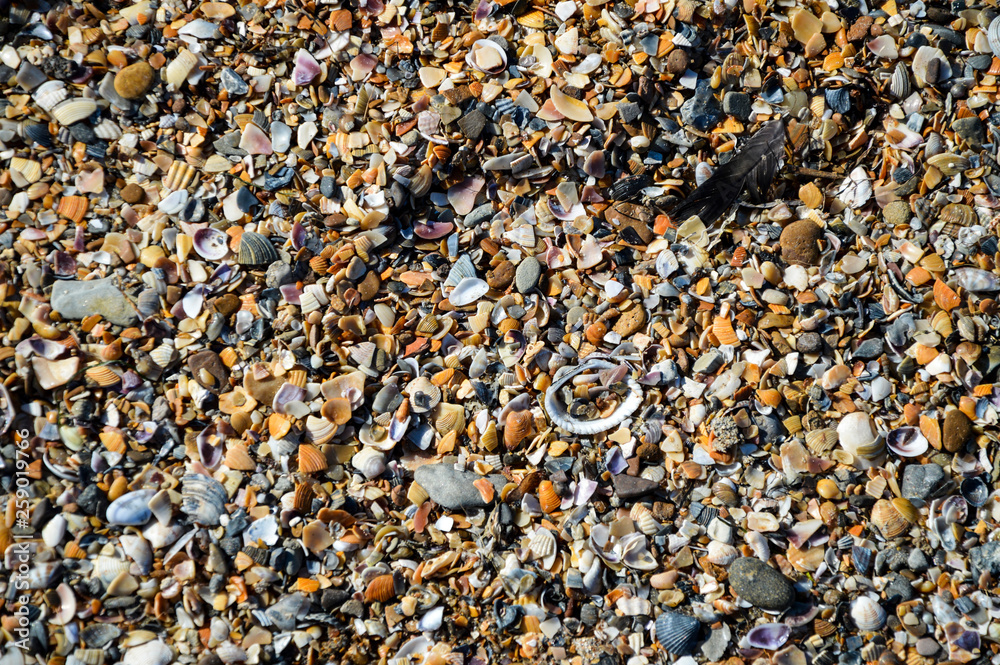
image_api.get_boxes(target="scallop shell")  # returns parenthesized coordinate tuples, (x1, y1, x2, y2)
(989, 16, 1000, 56)
(224, 444, 256, 471)
(871, 498, 908, 538)
(504, 410, 533, 451)
(51, 98, 97, 125)
(528, 528, 556, 559)
(712, 316, 739, 345)
(34, 80, 68, 111)
(480, 420, 499, 451)
(165, 49, 198, 87)
(163, 160, 198, 191)
(705, 540, 738, 565)
(180, 474, 228, 525)
(149, 340, 176, 369)
(100, 430, 126, 454)
(11, 157, 41, 183)
(655, 611, 701, 655)
(304, 415, 338, 445)
(851, 596, 887, 631)
(352, 446, 386, 479)
(537, 480, 561, 513)
(364, 574, 396, 603)
(237, 231, 279, 266)
(927, 153, 970, 176)
(86, 366, 121, 387)
(94, 119, 123, 140)
(57, 195, 88, 223)
(298, 443, 328, 473)
(544, 358, 643, 435)
(407, 376, 441, 413)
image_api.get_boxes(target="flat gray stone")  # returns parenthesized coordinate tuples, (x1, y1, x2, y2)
(900, 463, 944, 500)
(51, 278, 138, 327)
(515, 257, 541, 293)
(728, 557, 795, 611)
(413, 463, 506, 511)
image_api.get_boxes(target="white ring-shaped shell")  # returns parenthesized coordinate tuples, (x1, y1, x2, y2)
(543, 357, 643, 435)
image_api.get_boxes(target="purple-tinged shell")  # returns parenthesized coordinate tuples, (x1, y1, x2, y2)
(280, 283, 301, 305)
(548, 197, 585, 221)
(886, 426, 928, 457)
(783, 603, 819, 628)
(360, 0, 383, 15)
(182, 284, 206, 318)
(605, 447, 627, 475)
(290, 220, 306, 250)
(193, 227, 229, 260)
(53, 250, 76, 276)
(413, 220, 453, 239)
(474, 0, 492, 20)
(786, 519, 823, 549)
(73, 225, 85, 252)
(746, 623, 790, 650)
(16, 336, 68, 360)
(292, 49, 321, 86)
(197, 424, 223, 469)
(272, 382, 306, 415)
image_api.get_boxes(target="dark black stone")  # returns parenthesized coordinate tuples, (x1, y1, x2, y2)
(853, 338, 883, 359)
(728, 558, 796, 610)
(320, 175, 336, 199)
(723, 91, 752, 121)
(458, 109, 487, 139)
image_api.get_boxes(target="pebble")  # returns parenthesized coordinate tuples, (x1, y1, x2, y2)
(413, 463, 507, 511)
(120, 182, 144, 204)
(50, 278, 139, 327)
(722, 91, 752, 121)
(952, 117, 985, 149)
(780, 219, 824, 265)
(515, 256, 541, 293)
(728, 557, 796, 611)
(219, 67, 249, 96)
(113, 61, 155, 100)
(486, 261, 515, 290)
(883, 200, 911, 226)
(943, 410, 972, 453)
(900, 464, 945, 500)
(796, 332, 823, 353)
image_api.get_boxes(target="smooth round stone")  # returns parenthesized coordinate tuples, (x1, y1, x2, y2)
(728, 557, 795, 611)
(796, 332, 823, 353)
(114, 61, 155, 100)
(916, 638, 940, 657)
(780, 220, 824, 265)
(121, 182, 144, 204)
(943, 409, 972, 453)
(515, 256, 541, 293)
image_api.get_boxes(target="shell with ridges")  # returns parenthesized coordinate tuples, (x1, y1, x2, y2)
(364, 574, 396, 603)
(655, 611, 701, 655)
(180, 474, 228, 525)
(504, 410, 533, 451)
(851, 595, 887, 631)
(298, 443, 328, 473)
(537, 480, 560, 513)
(237, 231, 279, 266)
(545, 357, 643, 435)
(51, 98, 97, 125)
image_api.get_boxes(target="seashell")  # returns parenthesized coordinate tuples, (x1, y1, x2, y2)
(891, 497, 920, 524)
(630, 504, 660, 535)
(940, 203, 975, 226)
(224, 444, 255, 471)
(94, 555, 131, 583)
(365, 574, 396, 603)
(407, 482, 429, 505)
(432, 403, 465, 436)
(746, 623, 791, 650)
(444, 254, 476, 287)
(927, 153, 969, 176)
(466, 39, 507, 74)
(712, 479, 739, 507)
(165, 49, 198, 87)
(298, 443, 328, 473)
(11, 157, 41, 183)
(321, 397, 352, 426)
(852, 545, 873, 574)
(163, 160, 197, 191)
(504, 410, 533, 451)
(480, 420, 499, 451)
(449, 277, 489, 307)
(545, 358, 643, 435)
(851, 596, 887, 631)
(962, 477, 989, 507)
(106, 489, 155, 526)
(94, 119, 122, 140)
(528, 527, 556, 559)
(655, 611, 701, 655)
(713, 316, 738, 345)
(237, 231, 279, 266)
(149, 339, 176, 369)
(989, 16, 1000, 56)
(147, 490, 173, 526)
(180, 474, 228, 525)
(871, 499, 909, 538)
(550, 85, 593, 122)
(953, 268, 1000, 292)
(745, 531, 770, 561)
(537, 480, 560, 513)
(73, 649, 104, 665)
(886, 427, 928, 457)
(215, 643, 247, 664)
(705, 540, 738, 565)
(292, 49, 322, 86)
(34, 80, 68, 111)
(407, 376, 441, 413)
(23, 122, 52, 147)
(86, 366, 121, 387)
(836, 412, 885, 469)
(57, 195, 88, 223)
(352, 447, 386, 479)
(51, 98, 97, 125)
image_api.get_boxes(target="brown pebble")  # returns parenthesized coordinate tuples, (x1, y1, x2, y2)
(188, 350, 228, 393)
(665, 49, 689, 75)
(780, 219, 824, 265)
(120, 183, 145, 204)
(212, 293, 241, 317)
(943, 409, 972, 453)
(358, 271, 380, 300)
(486, 261, 515, 289)
(612, 307, 645, 336)
(846, 15, 873, 41)
(114, 61, 156, 100)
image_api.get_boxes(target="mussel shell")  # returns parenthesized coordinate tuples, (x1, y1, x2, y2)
(852, 545, 873, 575)
(655, 610, 700, 655)
(962, 477, 989, 507)
(237, 231, 279, 266)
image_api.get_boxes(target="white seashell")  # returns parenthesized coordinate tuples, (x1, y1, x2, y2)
(51, 98, 97, 125)
(119, 533, 153, 575)
(888, 62, 911, 99)
(911, 45, 951, 87)
(165, 49, 198, 87)
(94, 555, 132, 584)
(107, 489, 156, 526)
(706, 540, 738, 565)
(448, 277, 490, 307)
(147, 489, 173, 525)
(304, 415, 337, 445)
(34, 80, 68, 111)
(94, 118, 123, 140)
(745, 531, 770, 561)
(352, 447, 386, 479)
(42, 514, 67, 547)
(616, 595, 652, 616)
(851, 595, 887, 631)
(444, 254, 476, 287)
(544, 358, 643, 435)
(417, 606, 444, 632)
(149, 339, 176, 368)
(528, 527, 556, 559)
(837, 412, 885, 469)
(123, 641, 174, 665)
(989, 16, 1000, 57)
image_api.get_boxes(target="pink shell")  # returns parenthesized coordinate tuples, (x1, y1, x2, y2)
(292, 50, 321, 86)
(413, 221, 453, 239)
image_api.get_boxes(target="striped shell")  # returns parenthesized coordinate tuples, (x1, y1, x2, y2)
(165, 49, 198, 86)
(504, 410, 533, 451)
(364, 574, 396, 603)
(224, 444, 255, 471)
(34, 80, 68, 111)
(100, 430, 126, 454)
(293, 483, 314, 512)
(889, 63, 911, 99)
(851, 596, 887, 631)
(180, 474, 228, 525)
(989, 16, 1000, 56)
(713, 316, 738, 345)
(237, 231, 279, 266)
(86, 366, 121, 387)
(163, 160, 198, 191)
(297, 443, 328, 473)
(871, 499, 909, 538)
(544, 358, 643, 435)
(537, 480, 560, 513)
(479, 421, 499, 451)
(655, 611, 701, 655)
(51, 98, 97, 125)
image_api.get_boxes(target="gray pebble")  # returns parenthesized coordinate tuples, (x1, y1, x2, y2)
(728, 557, 795, 611)
(51, 278, 139, 327)
(853, 338, 883, 359)
(413, 463, 506, 511)
(723, 91, 752, 121)
(900, 463, 944, 500)
(515, 256, 541, 293)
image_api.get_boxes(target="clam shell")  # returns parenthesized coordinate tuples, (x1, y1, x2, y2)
(165, 49, 198, 86)
(746, 623, 791, 650)
(655, 611, 701, 655)
(852, 545, 873, 574)
(432, 403, 466, 436)
(504, 410, 533, 451)
(107, 489, 156, 526)
(94, 118, 122, 140)
(871, 498, 908, 538)
(962, 477, 989, 507)
(989, 16, 1000, 56)
(705, 540, 738, 565)
(528, 527, 556, 559)
(352, 446, 386, 479)
(364, 574, 396, 603)
(448, 277, 490, 307)
(304, 414, 337, 445)
(180, 474, 228, 525)
(298, 443, 328, 473)
(34, 80, 68, 111)
(837, 412, 884, 468)
(224, 444, 256, 471)
(885, 426, 928, 457)
(51, 98, 97, 125)
(544, 358, 643, 435)
(444, 254, 476, 287)
(237, 231, 279, 266)
(712, 479, 739, 506)
(407, 376, 441, 413)
(465, 39, 507, 74)
(851, 596, 887, 631)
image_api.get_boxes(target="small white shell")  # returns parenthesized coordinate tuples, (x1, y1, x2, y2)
(34, 80, 68, 111)
(448, 277, 490, 307)
(544, 358, 643, 435)
(352, 447, 386, 479)
(528, 527, 556, 559)
(51, 98, 97, 125)
(165, 49, 198, 87)
(851, 595, 887, 631)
